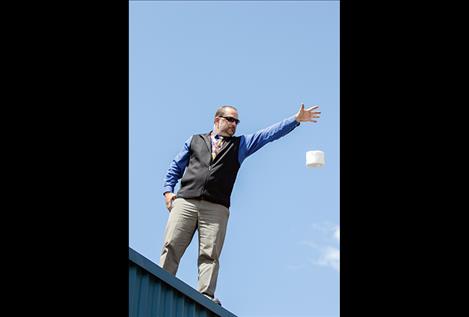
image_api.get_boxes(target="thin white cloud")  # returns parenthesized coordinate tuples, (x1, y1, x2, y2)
(334, 226, 340, 243)
(314, 246, 340, 271)
(311, 221, 337, 234)
(292, 222, 340, 272)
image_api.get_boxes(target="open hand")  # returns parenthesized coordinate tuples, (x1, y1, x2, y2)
(295, 103, 321, 123)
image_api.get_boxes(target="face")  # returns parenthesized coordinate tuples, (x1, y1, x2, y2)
(215, 108, 239, 137)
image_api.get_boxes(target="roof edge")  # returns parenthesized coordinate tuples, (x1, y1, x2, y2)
(129, 247, 237, 317)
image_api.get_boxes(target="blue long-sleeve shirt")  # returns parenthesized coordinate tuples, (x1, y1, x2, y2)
(163, 114, 300, 194)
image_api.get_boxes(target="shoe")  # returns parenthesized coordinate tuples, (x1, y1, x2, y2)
(203, 294, 222, 306)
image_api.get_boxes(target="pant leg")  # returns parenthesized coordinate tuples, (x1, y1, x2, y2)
(196, 200, 230, 298)
(159, 198, 198, 275)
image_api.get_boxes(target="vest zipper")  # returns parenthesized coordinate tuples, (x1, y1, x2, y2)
(201, 164, 212, 197)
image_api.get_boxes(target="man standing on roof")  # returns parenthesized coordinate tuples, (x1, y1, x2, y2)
(160, 103, 321, 305)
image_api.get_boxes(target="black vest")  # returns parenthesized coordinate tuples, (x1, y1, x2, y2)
(177, 133, 241, 208)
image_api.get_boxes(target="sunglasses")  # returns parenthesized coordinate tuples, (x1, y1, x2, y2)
(219, 116, 240, 124)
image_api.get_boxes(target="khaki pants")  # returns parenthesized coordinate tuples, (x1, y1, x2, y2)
(159, 197, 230, 298)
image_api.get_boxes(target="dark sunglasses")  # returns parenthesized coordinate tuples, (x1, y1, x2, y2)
(219, 116, 240, 124)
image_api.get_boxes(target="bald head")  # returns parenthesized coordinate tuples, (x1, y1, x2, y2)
(214, 105, 238, 119)
(213, 105, 239, 137)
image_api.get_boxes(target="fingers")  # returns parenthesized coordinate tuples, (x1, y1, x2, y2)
(166, 202, 173, 212)
(166, 195, 176, 212)
(305, 113, 320, 119)
(307, 106, 320, 118)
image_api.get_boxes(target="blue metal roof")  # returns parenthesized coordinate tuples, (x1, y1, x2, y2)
(129, 247, 237, 317)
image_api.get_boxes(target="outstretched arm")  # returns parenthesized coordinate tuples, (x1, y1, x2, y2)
(238, 103, 320, 164)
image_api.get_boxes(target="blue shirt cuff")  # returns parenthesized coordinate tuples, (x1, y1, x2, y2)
(288, 114, 301, 127)
(163, 186, 173, 195)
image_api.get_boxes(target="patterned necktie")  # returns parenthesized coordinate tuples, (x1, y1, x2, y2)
(211, 134, 224, 160)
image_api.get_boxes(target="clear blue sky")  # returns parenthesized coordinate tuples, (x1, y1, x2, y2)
(129, 1, 339, 316)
